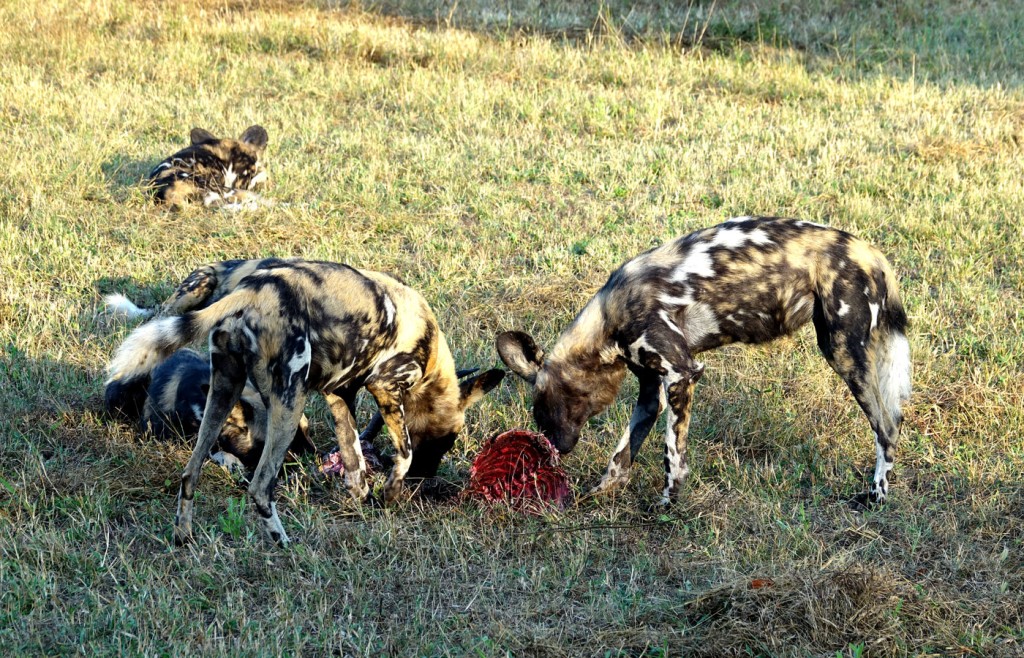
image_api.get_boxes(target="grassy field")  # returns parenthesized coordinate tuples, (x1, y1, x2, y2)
(1, 0, 1023, 655)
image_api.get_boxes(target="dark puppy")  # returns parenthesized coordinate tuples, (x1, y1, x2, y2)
(144, 349, 314, 474)
(498, 217, 911, 507)
(149, 125, 269, 209)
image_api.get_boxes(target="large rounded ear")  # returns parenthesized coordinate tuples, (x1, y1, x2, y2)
(190, 128, 217, 145)
(496, 331, 544, 385)
(239, 125, 269, 152)
(458, 368, 506, 411)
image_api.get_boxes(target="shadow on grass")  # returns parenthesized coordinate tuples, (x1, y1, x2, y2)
(100, 155, 154, 203)
(310, 0, 1023, 88)
(92, 274, 173, 312)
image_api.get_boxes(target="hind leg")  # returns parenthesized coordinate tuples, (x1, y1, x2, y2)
(247, 331, 313, 546)
(813, 303, 900, 504)
(248, 390, 307, 547)
(173, 349, 246, 545)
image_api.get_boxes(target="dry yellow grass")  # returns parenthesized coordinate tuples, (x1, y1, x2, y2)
(1, 0, 1022, 655)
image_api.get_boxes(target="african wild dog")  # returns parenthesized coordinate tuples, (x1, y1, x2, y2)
(105, 258, 505, 546)
(148, 125, 269, 209)
(104, 347, 314, 476)
(497, 217, 911, 506)
(104, 265, 490, 478)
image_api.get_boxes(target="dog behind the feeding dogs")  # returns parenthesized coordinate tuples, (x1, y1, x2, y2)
(105, 258, 504, 546)
(148, 125, 269, 209)
(497, 217, 911, 507)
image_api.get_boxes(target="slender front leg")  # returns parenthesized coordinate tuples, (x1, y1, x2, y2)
(590, 373, 665, 495)
(174, 348, 246, 546)
(366, 383, 412, 504)
(324, 392, 369, 502)
(660, 373, 700, 506)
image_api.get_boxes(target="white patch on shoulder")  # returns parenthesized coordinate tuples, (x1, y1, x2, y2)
(287, 336, 312, 383)
(711, 226, 775, 249)
(383, 296, 396, 326)
(868, 302, 880, 331)
(659, 292, 695, 307)
(659, 310, 686, 338)
(712, 226, 748, 249)
(837, 300, 850, 317)
(223, 164, 237, 189)
(683, 302, 720, 344)
(629, 335, 675, 378)
(191, 404, 204, 423)
(671, 242, 714, 282)
(864, 286, 871, 297)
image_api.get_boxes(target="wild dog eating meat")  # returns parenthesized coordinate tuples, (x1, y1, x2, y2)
(106, 258, 504, 545)
(497, 217, 911, 507)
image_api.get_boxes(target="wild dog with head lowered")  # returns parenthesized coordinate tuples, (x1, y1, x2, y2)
(106, 258, 504, 546)
(104, 265, 488, 476)
(148, 125, 269, 209)
(497, 217, 911, 507)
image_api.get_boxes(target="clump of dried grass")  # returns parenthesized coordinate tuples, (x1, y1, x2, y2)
(684, 564, 937, 656)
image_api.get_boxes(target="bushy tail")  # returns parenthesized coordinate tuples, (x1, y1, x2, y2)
(875, 268, 911, 425)
(103, 292, 255, 418)
(103, 293, 154, 321)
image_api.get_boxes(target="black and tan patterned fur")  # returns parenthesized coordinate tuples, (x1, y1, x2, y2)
(105, 348, 314, 475)
(106, 258, 504, 546)
(498, 217, 911, 507)
(148, 125, 269, 209)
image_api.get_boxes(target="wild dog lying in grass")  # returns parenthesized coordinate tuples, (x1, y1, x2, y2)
(106, 258, 504, 546)
(148, 125, 269, 209)
(497, 217, 911, 507)
(105, 347, 314, 476)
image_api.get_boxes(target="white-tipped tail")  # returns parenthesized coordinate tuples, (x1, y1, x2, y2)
(878, 332, 912, 419)
(105, 316, 185, 384)
(104, 294, 154, 320)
